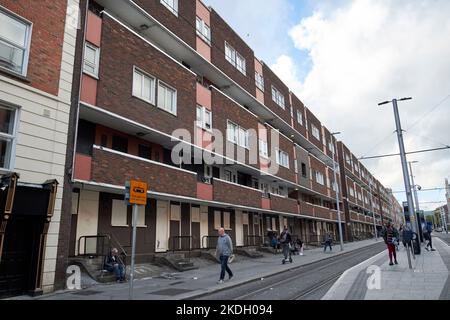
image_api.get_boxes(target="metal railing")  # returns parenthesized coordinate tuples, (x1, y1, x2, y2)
(202, 236, 219, 249)
(170, 236, 192, 253)
(243, 235, 263, 247)
(77, 235, 110, 257)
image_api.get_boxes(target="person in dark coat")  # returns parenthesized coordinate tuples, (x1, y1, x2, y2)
(104, 248, 126, 282)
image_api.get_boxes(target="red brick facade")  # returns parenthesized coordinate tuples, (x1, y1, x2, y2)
(0, 0, 67, 96)
(213, 179, 262, 209)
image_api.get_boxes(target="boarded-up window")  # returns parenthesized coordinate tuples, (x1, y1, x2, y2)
(214, 211, 222, 229)
(242, 213, 249, 225)
(223, 212, 231, 230)
(171, 204, 181, 221)
(191, 207, 200, 223)
(111, 200, 128, 227)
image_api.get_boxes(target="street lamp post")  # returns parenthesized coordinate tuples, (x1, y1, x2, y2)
(408, 161, 424, 242)
(378, 98, 419, 235)
(331, 132, 345, 251)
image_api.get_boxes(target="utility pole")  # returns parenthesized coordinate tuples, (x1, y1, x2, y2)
(378, 98, 419, 236)
(409, 161, 423, 242)
(332, 132, 345, 251)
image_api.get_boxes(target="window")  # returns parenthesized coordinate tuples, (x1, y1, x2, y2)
(276, 149, 289, 168)
(227, 120, 248, 148)
(227, 120, 238, 144)
(225, 42, 246, 75)
(328, 141, 335, 154)
(133, 67, 155, 105)
(332, 181, 338, 192)
(224, 169, 236, 183)
(160, 0, 178, 16)
(297, 110, 303, 125)
(271, 86, 285, 109)
(223, 212, 231, 230)
(255, 71, 264, 91)
(238, 127, 249, 148)
(111, 200, 128, 227)
(138, 144, 151, 160)
(294, 160, 298, 174)
(315, 171, 324, 185)
(345, 154, 351, 165)
(83, 42, 100, 78)
(259, 139, 268, 158)
(354, 163, 359, 172)
(196, 17, 210, 44)
(311, 125, 320, 140)
(0, 8, 31, 76)
(196, 106, 212, 131)
(214, 211, 221, 229)
(157, 81, 177, 115)
(349, 187, 355, 197)
(252, 178, 259, 189)
(357, 192, 362, 201)
(0, 105, 17, 169)
(301, 163, 307, 177)
(112, 135, 128, 153)
(364, 196, 369, 204)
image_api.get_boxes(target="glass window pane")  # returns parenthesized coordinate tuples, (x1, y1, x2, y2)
(0, 11, 27, 47)
(85, 46, 96, 64)
(143, 76, 151, 101)
(0, 138, 12, 169)
(133, 71, 142, 97)
(0, 108, 14, 135)
(0, 40, 24, 73)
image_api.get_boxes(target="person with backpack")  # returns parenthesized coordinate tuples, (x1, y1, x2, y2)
(382, 222, 399, 266)
(424, 222, 436, 251)
(323, 232, 333, 252)
(280, 226, 292, 264)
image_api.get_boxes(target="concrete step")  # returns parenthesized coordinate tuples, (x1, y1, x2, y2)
(236, 247, 264, 258)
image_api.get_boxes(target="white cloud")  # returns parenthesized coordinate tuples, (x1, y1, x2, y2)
(202, 0, 293, 62)
(280, 0, 450, 209)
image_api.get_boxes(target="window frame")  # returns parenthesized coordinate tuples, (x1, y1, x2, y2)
(132, 66, 156, 106)
(160, 0, 178, 17)
(224, 41, 246, 76)
(255, 71, 264, 91)
(0, 6, 33, 77)
(297, 110, 303, 125)
(157, 79, 177, 116)
(83, 42, 100, 79)
(259, 139, 268, 158)
(276, 149, 290, 169)
(271, 86, 285, 109)
(196, 105, 212, 132)
(196, 16, 211, 45)
(311, 124, 320, 141)
(0, 102, 18, 171)
(315, 171, 324, 185)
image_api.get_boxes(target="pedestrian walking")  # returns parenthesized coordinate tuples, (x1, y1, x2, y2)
(382, 222, 399, 266)
(424, 222, 436, 252)
(215, 228, 233, 284)
(280, 226, 293, 264)
(323, 232, 333, 252)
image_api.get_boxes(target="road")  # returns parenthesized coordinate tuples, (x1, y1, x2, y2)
(193, 242, 386, 300)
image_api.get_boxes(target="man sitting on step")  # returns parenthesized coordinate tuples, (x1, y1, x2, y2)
(103, 248, 126, 283)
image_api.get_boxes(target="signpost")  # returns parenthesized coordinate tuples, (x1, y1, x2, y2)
(125, 180, 148, 300)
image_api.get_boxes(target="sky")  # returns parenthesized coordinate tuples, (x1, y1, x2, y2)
(203, 0, 450, 211)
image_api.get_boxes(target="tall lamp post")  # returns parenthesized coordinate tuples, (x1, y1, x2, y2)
(368, 178, 378, 240)
(378, 98, 419, 235)
(331, 132, 344, 251)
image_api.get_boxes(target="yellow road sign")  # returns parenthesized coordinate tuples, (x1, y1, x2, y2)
(129, 180, 148, 205)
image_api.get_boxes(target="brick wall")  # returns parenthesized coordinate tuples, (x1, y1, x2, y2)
(134, 0, 196, 49)
(291, 93, 307, 137)
(262, 63, 291, 124)
(96, 16, 197, 137)
(212, 88, 260, 169)
(268, 128, 296, 183)
(213, 179, 262, 208)
(271, 195, 298, 214)
(310, 155, 328, 196)
(0, 0, 67, 96)
(91, 147, 197, 198)
(210, 9, 256, 96)
(306, 108, 323, 150)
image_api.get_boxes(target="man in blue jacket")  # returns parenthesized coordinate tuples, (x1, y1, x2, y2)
(424, 222, 436, 251)
(216, 228, 234, 284)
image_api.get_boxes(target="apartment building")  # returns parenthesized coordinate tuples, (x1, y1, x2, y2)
(49, 0, 401, 291)
(0, 0, 78, 297)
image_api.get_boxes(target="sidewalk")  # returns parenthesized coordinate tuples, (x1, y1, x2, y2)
(322, 236, 450, 300)
(9, 238, 383, 300)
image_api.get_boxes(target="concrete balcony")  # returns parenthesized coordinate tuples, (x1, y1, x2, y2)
(75, 146, 198, 198)
(213, 179, 263, 209)
(270, 194, 299, 215)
